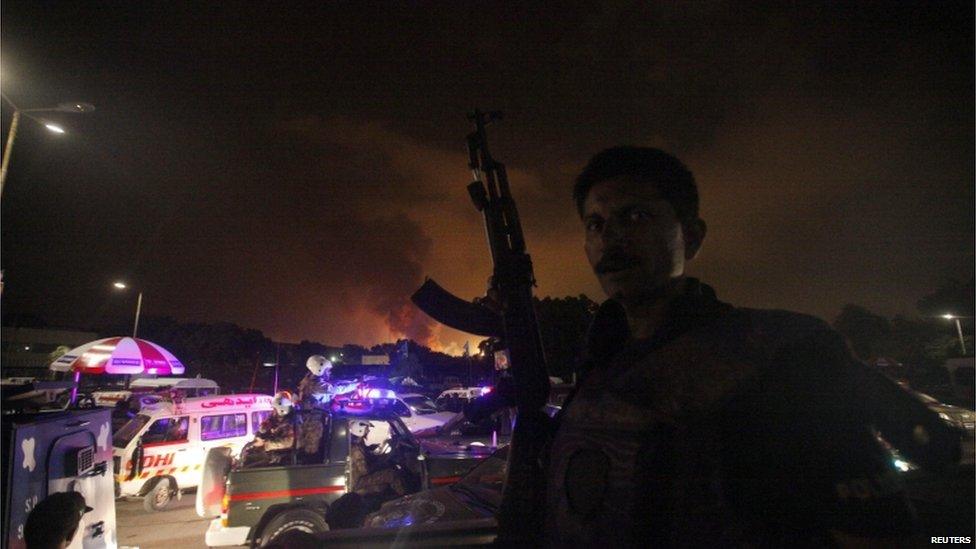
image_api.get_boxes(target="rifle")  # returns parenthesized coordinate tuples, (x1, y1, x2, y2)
(412, 110, 550, 545)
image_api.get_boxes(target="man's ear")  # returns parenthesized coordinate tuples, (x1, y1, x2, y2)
(683, 219, 707, 260)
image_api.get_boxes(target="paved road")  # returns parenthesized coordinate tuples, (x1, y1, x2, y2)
(111, 438, 974, 548)
(116, 491, 210, 549)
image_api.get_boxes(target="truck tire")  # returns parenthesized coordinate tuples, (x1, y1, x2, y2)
(258, 508, 329, 547)
(144, 477, 175, 512)
(197, 446, 234, 518)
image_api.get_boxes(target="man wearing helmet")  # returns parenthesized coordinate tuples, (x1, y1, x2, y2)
(347, 420, 407, 497)
(249, 391, 297, 466)
(299, 355, 334, 408)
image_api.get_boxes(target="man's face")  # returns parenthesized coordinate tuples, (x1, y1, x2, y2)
(582, 176, 700, 303)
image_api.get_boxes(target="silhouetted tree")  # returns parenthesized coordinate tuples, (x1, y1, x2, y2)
(833, 304, 892, 360)
(916, 277, 975, 318)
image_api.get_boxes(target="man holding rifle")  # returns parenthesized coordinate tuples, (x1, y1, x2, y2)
(415, 116, 957, 547)
(544, 146, 923, 546)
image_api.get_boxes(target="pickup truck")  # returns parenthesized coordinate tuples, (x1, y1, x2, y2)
(306, 445, 509, 547)
(198, 404, 495, 547)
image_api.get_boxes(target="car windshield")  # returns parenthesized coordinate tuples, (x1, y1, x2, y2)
(114, 414, 150, 448)
(79, 374, 128, 392)
(912, 391, 942, 405)
(403, 395, 438, 414)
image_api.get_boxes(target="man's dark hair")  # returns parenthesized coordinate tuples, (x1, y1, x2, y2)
(24, 492, 91, 549)
(573, 146, 699, 225)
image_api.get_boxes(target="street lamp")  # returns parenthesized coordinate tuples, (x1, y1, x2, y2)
(1, 93, 95, 197)
(264, 343, 283, 394)
(263, 362, 280, 394)
(941, 314, 969, 355)
(112, 281, 144, 338)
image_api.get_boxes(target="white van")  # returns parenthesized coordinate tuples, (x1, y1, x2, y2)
(435, 386, 493, 412)
(93, 377, 221, 407)
(112, 393, 273, 511)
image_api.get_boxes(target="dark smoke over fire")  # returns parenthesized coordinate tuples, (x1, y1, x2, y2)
(384, 300, 438, 349)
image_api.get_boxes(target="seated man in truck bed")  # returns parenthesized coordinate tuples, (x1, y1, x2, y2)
(246, 392, 297, 467)
(348, 420, 408, 497)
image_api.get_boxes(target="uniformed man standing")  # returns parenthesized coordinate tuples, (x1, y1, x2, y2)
(298, 355, 334, 408)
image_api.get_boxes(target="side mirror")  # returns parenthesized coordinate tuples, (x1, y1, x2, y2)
(126, 438, 145, 480)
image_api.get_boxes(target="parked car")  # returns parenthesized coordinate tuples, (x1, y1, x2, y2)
(399, 393, 440, 415)
(913, 391, 975, 434)
(333, 389, 457, 434)
(435, 387, 492, 413)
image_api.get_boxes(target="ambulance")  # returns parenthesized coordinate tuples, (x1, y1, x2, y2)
(112, 393, 273, 511)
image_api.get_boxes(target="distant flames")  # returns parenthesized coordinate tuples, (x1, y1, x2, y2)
(380, 299, 481, 356)
(384, 298, 439, 349)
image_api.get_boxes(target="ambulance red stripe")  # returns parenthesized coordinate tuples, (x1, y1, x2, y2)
(142, 440, 187, 448)
(229, 485, 346, 501)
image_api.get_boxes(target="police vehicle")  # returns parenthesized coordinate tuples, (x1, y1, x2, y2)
(199, 392, 495, 547)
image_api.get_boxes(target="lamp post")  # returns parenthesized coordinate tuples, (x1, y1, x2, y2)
(113, 282, 143, 338)
(942, 314, 969, 355)
(1, 93, 95, 197)
(261, 342, 282, 394)
(263, 362, 280, 395)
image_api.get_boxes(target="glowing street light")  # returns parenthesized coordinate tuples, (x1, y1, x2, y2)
(1, 93, 95, 197)
(112, 281, 144, 338)
(942, 314, 969, 355)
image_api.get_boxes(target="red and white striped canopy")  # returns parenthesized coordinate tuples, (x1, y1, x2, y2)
(50, 337, 186, 375)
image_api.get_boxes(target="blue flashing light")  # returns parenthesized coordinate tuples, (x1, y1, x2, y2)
(331, 389, 399, 415)
(362, 388, 397, 400)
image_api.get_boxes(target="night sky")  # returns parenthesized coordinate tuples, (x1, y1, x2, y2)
(1, 2, 973, 354)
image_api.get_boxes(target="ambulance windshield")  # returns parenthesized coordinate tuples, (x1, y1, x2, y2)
(114, 414, 151, 448)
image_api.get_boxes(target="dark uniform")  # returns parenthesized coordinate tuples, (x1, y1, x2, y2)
(252, 412, 296, 466)
(296, 409, 326, 461)
(545, 279, 917, 547)
(298, 372, 332, 408)
(349, 436, 407, 497)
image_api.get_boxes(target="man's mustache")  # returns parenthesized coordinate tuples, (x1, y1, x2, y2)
(594, 251, 641, 274)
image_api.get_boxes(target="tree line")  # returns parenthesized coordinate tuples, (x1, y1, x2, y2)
(69, 295, 599, 394)
(5, 280, 969, 398)
(832, 277, 973, 396)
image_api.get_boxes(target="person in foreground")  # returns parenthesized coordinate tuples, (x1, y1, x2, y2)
(543, 146, 918, 546)
(24, 491, 92, 549)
